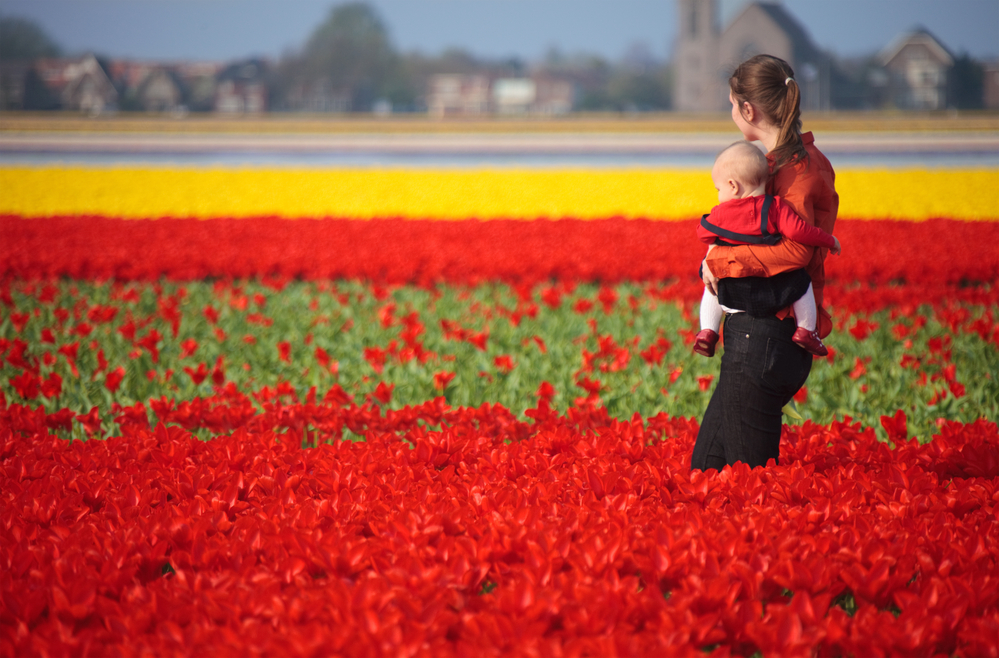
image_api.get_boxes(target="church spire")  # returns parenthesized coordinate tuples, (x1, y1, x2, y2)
(675, 0, 722, 111)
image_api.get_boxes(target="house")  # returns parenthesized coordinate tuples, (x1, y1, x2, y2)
(492, 78, 535, 115)
(175, 61, 223, 112)
(531, 77, 574, 116)
(427, 74, 491, 117)
(214, 59, 268, 114)
(108, 61, 178, 112)
(28, 54, 118, 114)
(426, 74, 574, 116)
(879, 27, 953, 110)
(674, 0, 830, 112)
(135, 68, 186, 112)
(283, 79, 353, 113)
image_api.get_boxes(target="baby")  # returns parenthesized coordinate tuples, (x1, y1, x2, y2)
(695, 141, 841, 357)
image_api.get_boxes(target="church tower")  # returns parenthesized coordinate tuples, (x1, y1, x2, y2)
(674, 0, 722, 111)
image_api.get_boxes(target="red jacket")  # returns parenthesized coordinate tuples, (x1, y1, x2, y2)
(697, 194, 836, 250)
(705, 132, 839, 337)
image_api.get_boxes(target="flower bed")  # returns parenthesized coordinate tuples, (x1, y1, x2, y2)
(1, 167, 997, 220)
(1, 165, 998, 656)
(3, 216, 999, 288)
(3, 402, 997, 656)
(2, 275, 997, 656)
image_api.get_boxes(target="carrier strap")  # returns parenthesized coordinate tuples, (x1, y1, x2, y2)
(700, 195, 781, 246)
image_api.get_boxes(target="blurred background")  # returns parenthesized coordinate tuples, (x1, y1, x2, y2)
(1, 0, 996, 115)
(1, 0, 997, 168)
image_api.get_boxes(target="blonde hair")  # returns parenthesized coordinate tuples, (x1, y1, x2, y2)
(716, 141, 769, 190)
(729, 54, 807, 172)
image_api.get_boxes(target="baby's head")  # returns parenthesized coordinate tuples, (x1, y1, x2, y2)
(711, 141, 769, 203)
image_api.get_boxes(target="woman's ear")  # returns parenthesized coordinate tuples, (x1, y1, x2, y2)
(741, 101, 755, 123)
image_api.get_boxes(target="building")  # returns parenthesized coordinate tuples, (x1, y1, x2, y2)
(879, 27, 953, 110)
(426, 74, 574, 117)
(985, 61, 999, 110)
(531, 77, 574, 116)
(427, 74, 491, 117)
(674, 0, 830, 112)
(134, 68, 186, 112)
(28, 54, 118, 114)
(492, 78, 536, 115)
(175, 61, 224, 112)
(283, 79, 353, 113)
(108, 60, 220, 113)
(214, 59, 268, 114)
(674, 0, 721, 112)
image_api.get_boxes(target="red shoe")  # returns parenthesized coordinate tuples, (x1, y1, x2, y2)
(693, 329, 719, 357)
(792, 327, 829, 356)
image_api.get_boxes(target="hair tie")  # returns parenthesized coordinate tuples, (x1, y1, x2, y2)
(785, 77, 794, 86)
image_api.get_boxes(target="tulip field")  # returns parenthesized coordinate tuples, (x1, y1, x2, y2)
(2, 160, 999, 656)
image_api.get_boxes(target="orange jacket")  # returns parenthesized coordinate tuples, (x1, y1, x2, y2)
(705, 132, 839, 337)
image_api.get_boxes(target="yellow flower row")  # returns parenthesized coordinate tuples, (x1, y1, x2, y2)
(1, 167, 996, 221)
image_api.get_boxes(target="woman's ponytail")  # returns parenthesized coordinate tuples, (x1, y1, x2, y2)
(730, 55, 808, 172)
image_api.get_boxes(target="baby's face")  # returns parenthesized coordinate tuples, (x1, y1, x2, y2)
(711, 161, 740, 204)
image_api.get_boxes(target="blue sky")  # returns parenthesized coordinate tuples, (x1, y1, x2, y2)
(1, 0, 996, 63)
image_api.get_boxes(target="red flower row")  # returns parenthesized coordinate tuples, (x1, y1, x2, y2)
(3, 215, 998, 288)
(2, 391, 997, 657)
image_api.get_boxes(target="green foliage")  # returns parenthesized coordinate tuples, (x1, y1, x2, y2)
(297, 2, 399, 110)
(2, 280, 996, 443)
(0, 16, 61, 61)
(949, 53, 985, 110)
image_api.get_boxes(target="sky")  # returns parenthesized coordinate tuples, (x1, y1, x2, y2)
(1, 0, 996, 63)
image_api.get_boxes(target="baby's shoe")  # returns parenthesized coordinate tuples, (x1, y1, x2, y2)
(693, 329, 719, 357)
(792, 327, 829, 357)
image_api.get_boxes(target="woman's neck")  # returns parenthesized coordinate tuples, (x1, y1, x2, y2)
(755, 124, 780, 154)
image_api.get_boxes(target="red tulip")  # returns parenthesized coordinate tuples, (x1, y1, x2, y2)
(105, 366, 126, 392)
(278, 341, 291, 363)
(494, 355, 515, 373)
(433, 371, 455, 390)
(41, 371, 63, 398)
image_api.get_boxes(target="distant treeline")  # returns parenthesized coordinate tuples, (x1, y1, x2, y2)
(0, 4, 990, 114)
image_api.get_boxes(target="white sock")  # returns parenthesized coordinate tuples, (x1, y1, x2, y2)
(792, 283, 817, 332)
(700, 287, 723, 332)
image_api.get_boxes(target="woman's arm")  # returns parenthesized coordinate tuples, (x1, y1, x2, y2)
(701, 245, 719, 295)
(704, 238, 814, 280)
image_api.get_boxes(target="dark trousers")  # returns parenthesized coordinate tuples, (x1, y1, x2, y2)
(690, 312, 812, 471)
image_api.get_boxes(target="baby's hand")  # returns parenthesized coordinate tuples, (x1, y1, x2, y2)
(831, 236, 841, 255)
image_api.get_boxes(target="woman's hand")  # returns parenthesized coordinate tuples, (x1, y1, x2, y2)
(831, 236, 842, 255)
(701, 257, 719, 296)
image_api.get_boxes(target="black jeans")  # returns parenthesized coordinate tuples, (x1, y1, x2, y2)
(690, 312, 812, 471)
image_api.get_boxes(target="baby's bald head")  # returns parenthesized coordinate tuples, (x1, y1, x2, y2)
(711, 141, 769, 202)
(714, 141, 769, 190)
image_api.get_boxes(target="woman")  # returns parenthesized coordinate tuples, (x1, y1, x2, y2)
(690, 54, 839, 470)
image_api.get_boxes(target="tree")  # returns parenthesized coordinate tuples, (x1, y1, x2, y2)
(607, 66, 672, 111)
(949, 53, 984, 110)
(299, 2, 399, 110)
(0, 16, 61, 60)
(22, 68, 59, 109)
